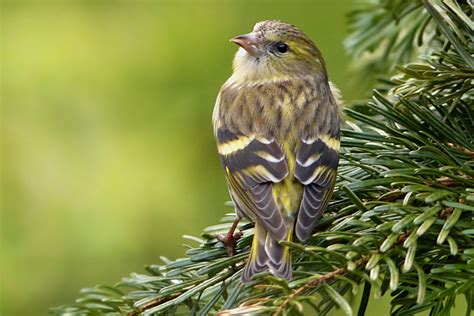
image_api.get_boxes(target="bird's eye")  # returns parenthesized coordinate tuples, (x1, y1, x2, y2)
(275, 42, 289, 54)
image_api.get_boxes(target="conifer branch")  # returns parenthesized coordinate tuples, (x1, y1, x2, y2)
(52, 1, 473, 315)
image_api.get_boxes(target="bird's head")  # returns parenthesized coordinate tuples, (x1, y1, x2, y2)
(230, 20, 327, 83)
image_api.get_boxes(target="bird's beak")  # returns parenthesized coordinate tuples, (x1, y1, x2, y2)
(230, 32, 261, 56)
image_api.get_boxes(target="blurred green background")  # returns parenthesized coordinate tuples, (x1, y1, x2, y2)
(2, 0, 362, 314)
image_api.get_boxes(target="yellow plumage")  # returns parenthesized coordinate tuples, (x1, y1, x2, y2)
(273, 145, 302, 216)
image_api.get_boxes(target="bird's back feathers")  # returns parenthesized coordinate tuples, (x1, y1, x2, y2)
(214, 76, 340, 282)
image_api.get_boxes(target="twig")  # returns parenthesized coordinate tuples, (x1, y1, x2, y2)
(446, 143, 474, 158)
(273, 257, 369, 316)
(129, 293, 182, 315)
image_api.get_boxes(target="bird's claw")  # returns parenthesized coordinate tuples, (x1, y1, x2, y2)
(217, 231, 242, 256)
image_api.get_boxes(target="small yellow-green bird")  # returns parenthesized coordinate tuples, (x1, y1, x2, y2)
(213, 20, 341, 282)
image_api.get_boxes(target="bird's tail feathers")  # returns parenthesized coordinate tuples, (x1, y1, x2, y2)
(242, 221, 292, 283)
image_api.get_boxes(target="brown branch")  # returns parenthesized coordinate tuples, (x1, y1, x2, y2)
(379, 190, 407, 202)
(273, 256, 369, 316)
(128, 293, 182, 316)
(446, 143, 474, 158)
(436, 176, 464, 187)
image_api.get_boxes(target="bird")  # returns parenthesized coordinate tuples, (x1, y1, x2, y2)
(212, 20, 341, 283)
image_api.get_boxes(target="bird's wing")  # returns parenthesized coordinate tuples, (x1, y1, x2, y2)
(216, 128, 289, 241)
(294, 133, 340, 241)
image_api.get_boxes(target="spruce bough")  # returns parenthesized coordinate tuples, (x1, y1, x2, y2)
(53, 1, 473, 315)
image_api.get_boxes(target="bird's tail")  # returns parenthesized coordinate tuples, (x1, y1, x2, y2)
(242, 221, 292, 283)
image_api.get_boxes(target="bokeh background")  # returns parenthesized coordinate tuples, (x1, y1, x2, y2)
(2, 1, 364, 314)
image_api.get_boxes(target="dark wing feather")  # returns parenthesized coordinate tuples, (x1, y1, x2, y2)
(295, 136, 339, 241)
(217, 128, 289, 241)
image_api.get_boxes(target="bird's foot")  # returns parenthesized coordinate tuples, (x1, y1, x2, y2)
(216, 230, 242, 257)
